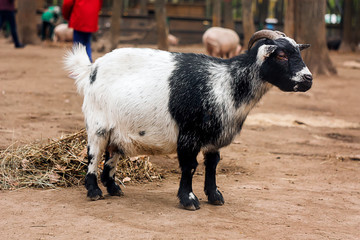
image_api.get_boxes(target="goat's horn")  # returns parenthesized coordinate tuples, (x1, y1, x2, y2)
(248, 30, 287, 50)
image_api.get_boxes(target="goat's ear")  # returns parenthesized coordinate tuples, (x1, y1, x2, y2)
(257, 45, 278, 63)
(298, 44, 311, 51)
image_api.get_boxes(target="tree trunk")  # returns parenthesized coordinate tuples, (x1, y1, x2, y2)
(16, 0, 40, 45)
(294, 0, 337, 75)
(212, 0, 221, 27)
(338, 0, 353, 52)
(283, 0, 295, 38)
(110, 0, 123, 50)
(223, 0, 234, 29)
(155, 0, 169, 51)
(242, 0, 255, 48)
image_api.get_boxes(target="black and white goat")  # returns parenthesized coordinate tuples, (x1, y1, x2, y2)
(64, 30, 312, 210)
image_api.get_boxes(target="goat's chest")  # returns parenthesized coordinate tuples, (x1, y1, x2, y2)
(213, 100, 254, 148)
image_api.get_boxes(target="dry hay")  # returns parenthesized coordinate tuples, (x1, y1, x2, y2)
(0, 129, 162, 190)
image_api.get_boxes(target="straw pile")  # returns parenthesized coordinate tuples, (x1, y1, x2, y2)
(0, 129, 161, 190)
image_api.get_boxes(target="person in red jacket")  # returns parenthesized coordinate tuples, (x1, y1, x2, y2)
(62, 0, 102, 62)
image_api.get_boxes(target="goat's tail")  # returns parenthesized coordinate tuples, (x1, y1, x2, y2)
(64, 44, 91, 95)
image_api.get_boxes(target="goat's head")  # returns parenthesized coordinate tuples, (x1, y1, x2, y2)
(248, 30, 312, 92)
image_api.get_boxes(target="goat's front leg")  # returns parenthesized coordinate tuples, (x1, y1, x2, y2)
(177, 140, 201, 210)
(204, 151, 224, 205)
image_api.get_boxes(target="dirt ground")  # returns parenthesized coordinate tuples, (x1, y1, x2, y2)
(0, 38, 359, 240)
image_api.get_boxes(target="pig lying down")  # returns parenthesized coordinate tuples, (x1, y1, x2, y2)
(64, 30, 312, 210)
(202, 27, 242, 58)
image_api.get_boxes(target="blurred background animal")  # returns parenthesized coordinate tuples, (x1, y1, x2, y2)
(53, 23, 73, 42)
(202, 27, 241, 59)
(167, 34, 179, 46)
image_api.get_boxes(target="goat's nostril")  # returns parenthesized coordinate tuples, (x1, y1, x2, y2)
(303, 74, 313, 81)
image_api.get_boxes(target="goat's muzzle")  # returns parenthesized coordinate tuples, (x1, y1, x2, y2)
(294, 74, 313, 92)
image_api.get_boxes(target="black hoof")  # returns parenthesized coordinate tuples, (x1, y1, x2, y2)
(206, 189, 224, 205)
(178, 192, 200, 211)
(87, 187, 104, 201)
(101, 173, 124, 197)
(85, 173, 103, 200)
(106, 182, 124, 197)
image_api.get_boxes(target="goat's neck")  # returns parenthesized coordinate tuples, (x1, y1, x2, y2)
(228, 58, 272, 109)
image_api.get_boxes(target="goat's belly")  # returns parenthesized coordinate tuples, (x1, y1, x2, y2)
(124, 137, 177, 156)
(111, 124, 179, 156)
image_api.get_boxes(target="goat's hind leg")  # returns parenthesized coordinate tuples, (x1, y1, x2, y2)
(85, 129, 109, 200)
(101, 145, 124, 197)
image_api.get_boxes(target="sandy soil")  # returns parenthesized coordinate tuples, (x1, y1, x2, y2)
(0, 38, 360, 239)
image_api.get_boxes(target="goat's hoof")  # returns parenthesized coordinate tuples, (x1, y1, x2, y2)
(206, 189, 225, 205)
(87, 187, 104, 201)
(107, 182, 124, 197)
(183, 203, 200, 211)
(178, 192, 200, 211)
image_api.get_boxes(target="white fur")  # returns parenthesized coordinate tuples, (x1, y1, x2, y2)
(66, 47, 179, 157)
(206, 63, 236, 149)
(189, 192, 196, 200)
(207, 62, 235, 120)
(291, 66, 312, 82)
(64, 44, 91, 95)
(256, 45, 277, 65)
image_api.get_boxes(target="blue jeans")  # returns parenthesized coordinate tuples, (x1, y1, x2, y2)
(0, 10, 21, 47)
(73, 30, 93, 62)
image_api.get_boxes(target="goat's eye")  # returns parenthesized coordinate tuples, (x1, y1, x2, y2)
(276, 52, 288, 61)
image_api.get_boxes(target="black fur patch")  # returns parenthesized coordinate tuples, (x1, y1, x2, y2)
(101, 150, 124, 196)
(85, 172, 97, 190)
(228, 55, 256, 107)
(177, 144, 200, 210)
(101, 151, 114, 186)
(168, 52, 259, 148)
(168, 53, 224, 147)
(89, 65, 98, 84)
(204, 151, 224, 204)
(87, 146, 94, 165)
(85, 172, 103, 200)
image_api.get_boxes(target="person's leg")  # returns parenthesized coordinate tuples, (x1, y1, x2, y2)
(41, 21, 47, 41)
(5, 11, 22, 48)
(73, 30, 93, 62)
(49, 23, 55, 40)
(0, 11, 4, 28)
(84, 33, 92, 62)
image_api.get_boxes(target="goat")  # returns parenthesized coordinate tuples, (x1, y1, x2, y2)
(64, 30, 312, 210)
